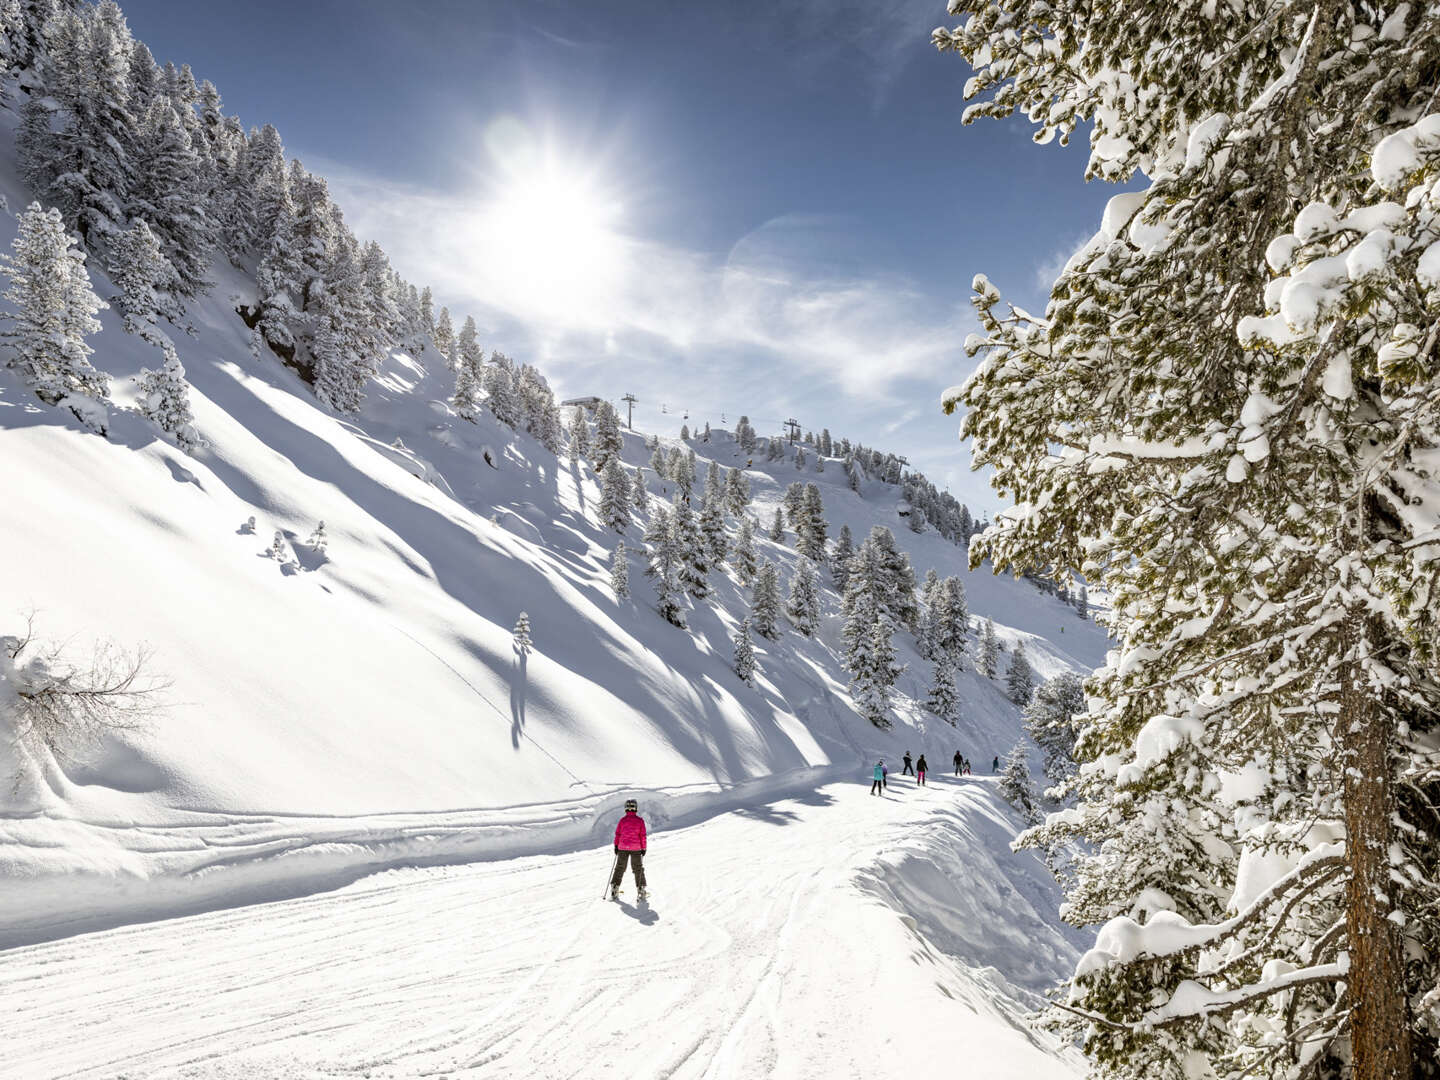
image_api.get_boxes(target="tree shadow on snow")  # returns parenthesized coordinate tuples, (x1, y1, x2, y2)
(510, 650, 527, 749)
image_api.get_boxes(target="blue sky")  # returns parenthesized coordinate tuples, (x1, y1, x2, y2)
(119, 0, 1125, 517)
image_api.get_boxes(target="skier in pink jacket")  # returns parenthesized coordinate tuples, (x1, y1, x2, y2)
(610, 798, 648, 901)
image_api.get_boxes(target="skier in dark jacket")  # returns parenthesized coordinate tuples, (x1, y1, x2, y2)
(916, 754, 929, 786)
(993, 755, 1000, 772)
(953, 751, 963, 775)
(901, 752, 914, 776)
(610, 799, 648, 901)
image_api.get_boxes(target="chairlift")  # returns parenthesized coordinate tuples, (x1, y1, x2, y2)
(683, 409, 689, 420)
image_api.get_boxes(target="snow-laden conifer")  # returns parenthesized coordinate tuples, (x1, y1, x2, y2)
(599, 456, 632, 534)
(591, 399, 623, 470)
(767, 507, 784, 542)
(723, 466, 750, 515)
(1, 202, 109, 423)
(135, 341, 200, 451)
(567, 406, 590, 463)
(977, 617, 998, 678)
(642, 506, 685, 628)
(731, 515, 758, 585)
(632, 466, 648, 512)
(609, 541, 630, 599)
(997, 744, 1039, 825)
(671, 497, 709, 599)
(1022, 672, 1084, 792)
(432, 306, 455, 368)
(924, 655, 958, 724)
(699, 495, 727, 568)
(784, 556, 819, 637)
(732, 617, 756, 686)
(750, 562, 782, 640)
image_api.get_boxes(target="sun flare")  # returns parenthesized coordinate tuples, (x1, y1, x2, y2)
(471, 157, 628, 319)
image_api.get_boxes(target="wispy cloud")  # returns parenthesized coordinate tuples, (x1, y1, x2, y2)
(323, 164, 971, 401)
(1031, 227, 1095, 295)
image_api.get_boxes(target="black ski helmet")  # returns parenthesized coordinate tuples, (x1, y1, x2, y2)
(624, 798, 638, 812)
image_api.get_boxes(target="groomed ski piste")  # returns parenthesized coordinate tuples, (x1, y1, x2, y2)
(0, 100, 1110, 1076)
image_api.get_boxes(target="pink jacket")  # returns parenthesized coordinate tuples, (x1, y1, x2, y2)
(614, 811, 647, 852)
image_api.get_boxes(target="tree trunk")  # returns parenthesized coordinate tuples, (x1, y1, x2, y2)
(1339, 612, 1412, 1080)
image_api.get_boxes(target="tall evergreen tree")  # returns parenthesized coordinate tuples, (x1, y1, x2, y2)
(482, 350, 520, 428)
(831, 525, 854, 593)
(135, 341, 199, 451)
(977, 617, 999, 678)
(785, 555, 820, 637)
(1005, 641, 1035, 706)
(567, 405, 590, 463)
(924, 655, 958, 724)
(632, 466, 648, 512)
(731, 515, 758, 585)
(997, 743, 1040, 825)
(724, 466, 750, 516)
(599, 456, 632, 534)
(1, 203, 108, 422)
(432, 305, 455, 368)
(450, 315, 484, 421)
(591, 399, 623, 470)
(938, 2, 1440, 1074)
(1023, 672, 1085, 792)
(750, 561, 782, 640)
(732, 616, 756, 687)
(643, 505, 685, 628)
(609, 540, 630, 600)
(108, 217, 177, 336)
(767, 507, 784, 542)
(671, 496, 708, 599)
(699, 495, 727, 568)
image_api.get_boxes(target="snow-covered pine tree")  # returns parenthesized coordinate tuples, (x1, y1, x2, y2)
(702, 421, 711, 442)
(731, 515, 758, 585)
(750, 561, 782, 640)
(670, 496, 709, 599)
(724, 466, 750, 516)
(1022, 672, 1084, 792)
(732, 616, 756, 686)
(796, 484, 827, 561)
(307, 521, 327, 551)
(735, 414, 756, 452)
(135, 341, 199, 451)
(679, 423, 689, 440)
(642, 506, 685, 628)
(269, 530, 287, 561)
(567, 405, 590, 463)
(1005, 642, 1034, 706)
(418, 286, 434, 336)
(649, 444, 668, 481)
(977, 617, 998, 678)
(767, 507, 784, 542)
(1, 203, 109, 424)
(108, 218, 178, 337)
(512, 612, 532, 657)
(784, 555, 819, 637)
(592, 400, 623, 470)
(830, 525, 854, 593)
(783, 481, 805, 528)
(794, 445, 806, 470)
(126, 95, 215, 298)
(997, 743, 1039, 825)
(609, 540, 629, 599)
(1074, 585, 1088, 620)
(845, 609, 901, 729)
(450, 315, 484, 421)
(599, 456, 632, 534)
(699, 495, 727, 568)
(433, 305, 455, 368)
(516, 363, 562, 453)
(818, 428, 832, 456)
(924, 655, 958, 724)
(632, 466, 648, 512)
(703, 459, 721, 503)
(938, 2, 1440, 1071)
(482, 351, 520, 429)
(917, 570, 942, 659)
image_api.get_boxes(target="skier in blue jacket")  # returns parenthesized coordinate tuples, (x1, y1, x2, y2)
(870, 760, 884, 796)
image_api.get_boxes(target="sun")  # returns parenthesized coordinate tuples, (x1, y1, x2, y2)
(469, 151, 628, 321)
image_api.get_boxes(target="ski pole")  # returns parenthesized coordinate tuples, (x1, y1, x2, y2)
(603, 852, 619, 898)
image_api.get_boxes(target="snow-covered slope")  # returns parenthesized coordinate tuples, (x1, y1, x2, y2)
(0, 105, 1107, 948)
(4, 777, 1086, 1080)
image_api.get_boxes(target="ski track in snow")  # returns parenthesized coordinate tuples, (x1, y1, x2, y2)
(3, 779, 1082, 1080)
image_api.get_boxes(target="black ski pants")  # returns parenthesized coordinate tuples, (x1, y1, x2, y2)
(611, 850, 646, 888)
(901, 762, 914, 775)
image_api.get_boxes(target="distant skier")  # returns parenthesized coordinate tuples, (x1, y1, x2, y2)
(610, 798, 648, 902)
(916, 754, 928, 786)
(901, 751, 914, 776)
(882, 762, 888, 789)
(953, 751, 962, 776)
(871, 760, 884, 796)
(964, 758, 971, 776)
(992, 755, 999, 772)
